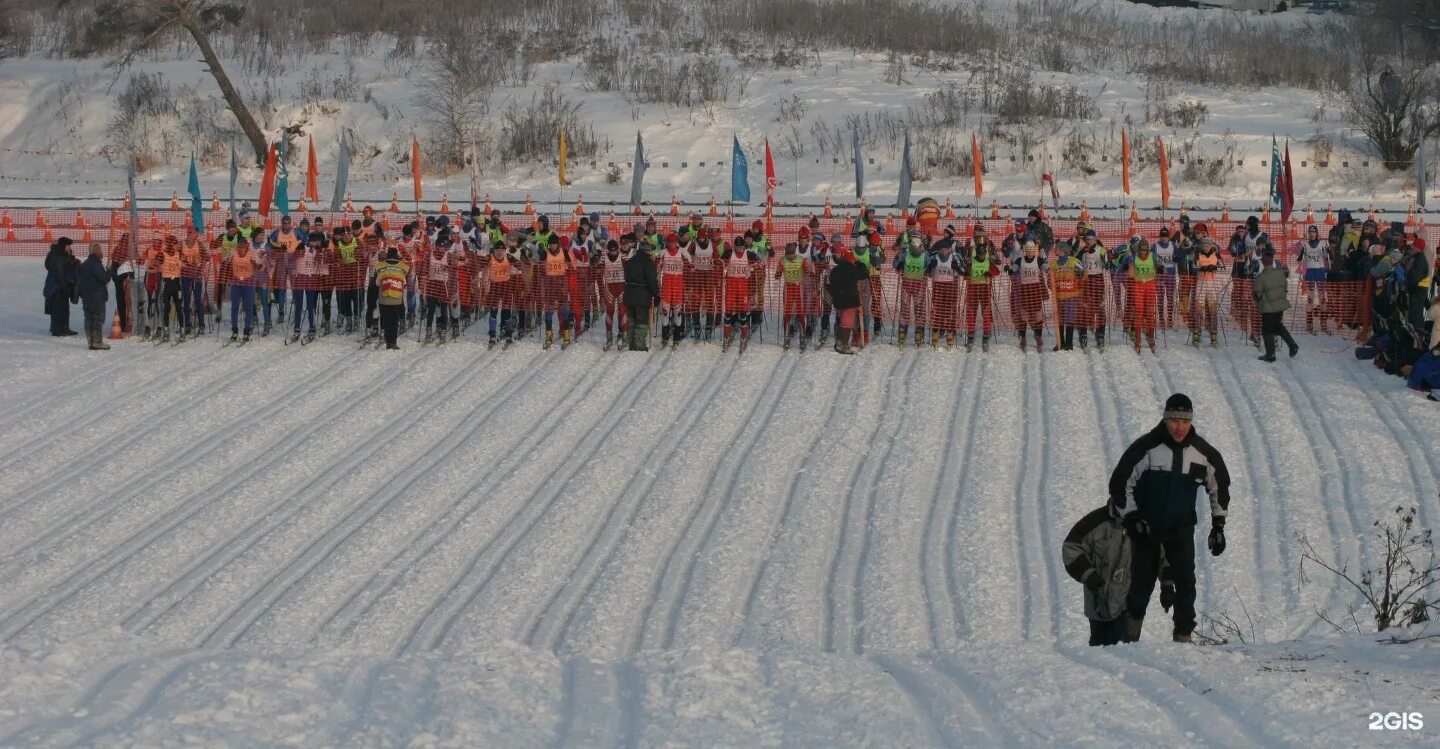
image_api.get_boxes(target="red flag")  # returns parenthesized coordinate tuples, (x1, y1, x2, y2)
(258, 142, 277, 215)
(1158, 137, 1170, 210)
(764, 138, 776, 204)
(1281, 140, 1296, 223)
(411, 137, 423, 202)
(1121, 129, 1131, 197)
(971, 133, 983, 200)
(305, 135, 319, 202)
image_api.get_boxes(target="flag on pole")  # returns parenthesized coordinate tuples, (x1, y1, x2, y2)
(1281, 139, 1296, 223)
(187, 154, 205, 234)
(411, 136, 423, 202)
(275, 137, 290, 217)
(126, 162, 140, 261)
(305, 135, 319, 202)
(896, 131, 912, 211)
(1158, 137, 1170, 211)
(629, 132, 646, 208)
(731, 135, 751, 204)
(558, 129, 570, 187)
(228, 142, 238, 218)
(971, 133, 983, 201)
(764, 137, 777, 205)
(331, 132, 349, 212)
(258, 142, 277, 216)
(1419, 138, 1428, 208)
(1268, 135, 1283, 212)
(853, 125, 864, 199)
(1040, 147, 1060, 213)
(1121, 129, 1132, 197)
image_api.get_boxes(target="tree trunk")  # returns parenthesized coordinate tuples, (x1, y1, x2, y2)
(179, 17, 266, 166)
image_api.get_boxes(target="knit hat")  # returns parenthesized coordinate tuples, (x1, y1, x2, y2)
(1164, 393, 1194, 421)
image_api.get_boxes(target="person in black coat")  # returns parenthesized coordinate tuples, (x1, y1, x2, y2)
(77, 242, 111, 350)
(43, 237, 79, 337)
(622, 235, 660, 351)
(828, 246, 862, 354)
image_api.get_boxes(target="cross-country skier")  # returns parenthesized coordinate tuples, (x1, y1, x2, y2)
(1011, 239, 1048, 351)
(1077, 229, 1108, 350)
(1052, 240, 1084, 351)
(893, 231, 929, 348)
(1109, 393, 1230, 644)
(180, 226, 208, 337)
(227, 237, 258, 342)
(686, 226, 721, 342)
(963, 228, 1001, 351)
(828, 245, 861, 355)
(776, 241, 812, 350)
(1293, 224, 1331, 334)
(1128, 239, 1159, 354)
(290, 231, 326, 343)
(926, 234, 964, 348)
(418, 236, 456, 343)
(721, 234, 762, 352)
(658, 233, 689, 349)
(1153, 227, 1179, 329)
(599, 238, 627, 349)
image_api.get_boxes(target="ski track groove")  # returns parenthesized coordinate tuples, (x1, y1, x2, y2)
(527, 354, 737, 654)
(405, 351, 669, 654)
(628, 352, 790, 656)
(941, 354, 988, 646)
(1216, 350, 1303, 620)
(1107, 645, 1280, 748)
(209, 347, 608, 651)
(919, 350, 976, 650)
(1341, 359, 1440, 530)
(821, 353, 909, 654)
(1012, 352, 1037, 642)
(734, 355, 861, 650)
(1031, 355, 1063, 643)
(0, 351, 377, 642)
(654, 355, 802, 652)
(554, 658, 628, 749)
(868, 654, 956, 748)
(121, 348, 526, 638)
(313, 349, 618, 644)
(927, 654, 1024, 746)
(615, 660, 643, 749)
(848, 351, 919, 653)
(0, 347, 295, 534)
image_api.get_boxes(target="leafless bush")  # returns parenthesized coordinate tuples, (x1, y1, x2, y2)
(1175, 132, 1242, 187)
(413, 17, 493, 172)
(1301, 504, 1439, 633)
(498, 84, 602, 166)
(1346, 59, 1440, 171)
(976, 66, 1098, 124)
(776, 94, 808, 124)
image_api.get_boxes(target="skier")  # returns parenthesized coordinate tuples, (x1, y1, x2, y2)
(535, 236, 572, 348)
(157, 237, 183, 341)
(828, 245, 862, 355)
(775, 241, 812, 351)
(227, 237, 258, 342)
(396, 223, 424, 328)
(721, 234, 762, 351)
(1128, 238, 1158, 354)
(1111, 236, 1136, 338)
(1152, 227, 1179, 328)
(334, 224, 363, 333)
(315, 225, 335, 335)
(568, 225, 596, 337)
(418, 237, 456, 343)
(1230, 233, 1263, 347)
(623, 235, 660, 351)
(963, 228, 1001, 351)
(484, 236, 520, 346)
(893, 230, 929, 347)
(1051, 240, 1084, 351)
(685, 226, 720, 342)
(178, 226, 208, 338)
(1109, 393, 1230, 644)
(658, 233, 689, 349)
(1063, 505, 1173, 647)
(599, 239, 628, 349)
(373, 246, 410, 350)
(1011, 240, 1048, 352)
(1254, 247, 1300, 362)
(290, 231, 325, 343)
(266, 215, 302, 325)
(926, 234, 964, 348)
(1292, 224, 1331, 334)
(1193, 226, 1225, 348)
(213, 218, 243, 329)
(1077, 229, 1108, 349)
(852, 231, 884, 348)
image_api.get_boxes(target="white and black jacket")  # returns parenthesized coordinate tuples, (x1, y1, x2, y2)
(1108, 422, 1230, 531)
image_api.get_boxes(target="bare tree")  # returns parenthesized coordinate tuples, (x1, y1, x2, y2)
(101, 0, 267, 165)
(412, 16, 491, 173)
(1347, 59, 1440, 171)
(1300, 504, 1438, 633)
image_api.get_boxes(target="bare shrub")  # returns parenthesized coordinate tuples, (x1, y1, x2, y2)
(1301, 504, 1439, 633)
(498, 84, 602, 166)
(1346, 59, 1440, 171)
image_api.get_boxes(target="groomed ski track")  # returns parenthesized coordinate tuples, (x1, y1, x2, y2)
(0, 263, 1436, 747)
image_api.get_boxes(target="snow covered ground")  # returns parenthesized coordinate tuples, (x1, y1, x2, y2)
(1, 255, 1437, 747)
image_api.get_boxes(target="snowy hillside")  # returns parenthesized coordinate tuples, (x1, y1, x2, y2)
(0, 0, 1433, 211)
(1, 256, 1437, 746)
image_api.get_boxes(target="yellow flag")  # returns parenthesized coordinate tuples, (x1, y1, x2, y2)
(559, 129, 570, 186)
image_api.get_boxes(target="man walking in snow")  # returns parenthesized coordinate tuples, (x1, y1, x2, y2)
(1108, 393, 1231, 643)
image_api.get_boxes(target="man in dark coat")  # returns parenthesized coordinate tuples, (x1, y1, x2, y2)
(1253, 247, 1297, 362)
(827, 246, 862, 354)
(622, 235, 660, 351)
(77, 242, 111, 350)
(43, 237, 79, 337)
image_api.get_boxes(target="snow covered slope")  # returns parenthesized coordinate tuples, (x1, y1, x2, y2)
(0, 257, 1437, 746)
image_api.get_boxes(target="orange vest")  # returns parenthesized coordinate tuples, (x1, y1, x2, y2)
(231, 252, 255, 282)
(181, 240, 202, 266)
(490, 257, 512, 283)
(161, 252, 182, 279)
(544, 252, 567, 277)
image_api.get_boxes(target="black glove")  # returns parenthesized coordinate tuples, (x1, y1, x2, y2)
(1122, 514, 1151, 540)
(1160, 581, 1176, 612)
(1208, 517, 1226, 557)
(1084, 571, 1105, 593)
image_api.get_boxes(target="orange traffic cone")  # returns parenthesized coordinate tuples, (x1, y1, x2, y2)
(824, 197, 834, 218)
(1367, 202, 1376, 222)
(170, 191, 180, 210)
(943, 198, 955, 219)
(574, 194, 586, 215)
(1078, 200, 1090, 223)
(390, 192, 401, 213)
(1406, 204, 1416, 226)
(1220, 201, 1231, 223)
(842, 215, 852, 235)
(989, 200, 1000, 220)
(1262, 205, 1271, 223)
(211, 191, 220, 211)
(35, 211, 47, 229)
(708, 196, 719, 217)
(1305, 203, 1314, 224)
(149, 210, 162, 229)
(524, 195, 535, 215)
(345, 192, 355, 212)
(440, 193, 450, 214)
(669, 195, 680, 216)
(483, 194, 493, 215)
(108, 309, 124, 340)
(1323, 202, 1334, 224)
(82, 227, 93, 242)
(74, 210, 88, 228)
(1129, 202, 1140, 224)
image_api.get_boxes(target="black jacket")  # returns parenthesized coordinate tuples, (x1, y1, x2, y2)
(1108, 421, 1231, 531)
(828, 257, 862, 310)
(622, 251, 659, 309)
(77, 254, 109, 307)
(44, 244, 77, 300)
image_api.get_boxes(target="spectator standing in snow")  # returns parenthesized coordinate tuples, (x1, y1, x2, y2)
(77, 242, 110, 350)
(1108, 393, 1230, 644)
(43, 237, 79, 337)
(827, 245, 862, 355)
(1254, 247, 1299, 362)
(373, 247, 410, 350)
(622, 235, 660, 351)
(1063, 506, 1172, 647)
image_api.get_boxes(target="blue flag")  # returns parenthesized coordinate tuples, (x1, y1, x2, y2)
(853, 125, 864, 199)
(630, 132, 646, 208)
(896, 131, 912, 211)
(275, 137, 290, 217)
(1268, 135, 1282, 210)
(731, 136, 751, 204)
(187, 155, 204, 235)
(331, 132, 349, 212)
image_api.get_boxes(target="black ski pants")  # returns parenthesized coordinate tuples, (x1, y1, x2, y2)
(1126, 524, 1197, 637)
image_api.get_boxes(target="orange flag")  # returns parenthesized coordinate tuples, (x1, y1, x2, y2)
(305, 135, 319, 202)
(1158, 136, 1170, 210)
(258, 142, 277, 215)
(1121, 129, 1131, 197)
(411, 137, 423, 202)
(971, 133, 983, 200)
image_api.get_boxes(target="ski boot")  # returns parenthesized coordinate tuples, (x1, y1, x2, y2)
(304, 329, 317, 344)
(739, 328, 751, 353)
(930, 331, 940, 349)
(1190, 330, 1201, 347)
(290, 329, 301, 343)
(722, 329, 734, 352)
(544, 330, 554, 349)
(161, 328, 171, 343)
(945, 332, 955, 349)
(322, 320, 332, 336)
(800, 333, 810, 352)
(817, 327, 828, 347)
(896, 326, 907, 347)
(437, 326, 448, 344)
(1033, 331, 1044, 352)
(489, 332, 499, 349)
(263, 323, 272, 337)
(242, 330, 251, 344)
(915, 329, 924, 349)
(603, 332, 613, 351)
(562, 329, 573, 348)
(230, 332, 239, 343)
(1019, 332, 1027, 352)
(981, 335, 991, 353)
(1209, 332, 1219, 349)
(451, 321, 461, 340)
(423, 328, 433, 344)
(965, 334, 975, 352)
(1078, 331, 1089, 350)
(783, 332, 792, 351)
